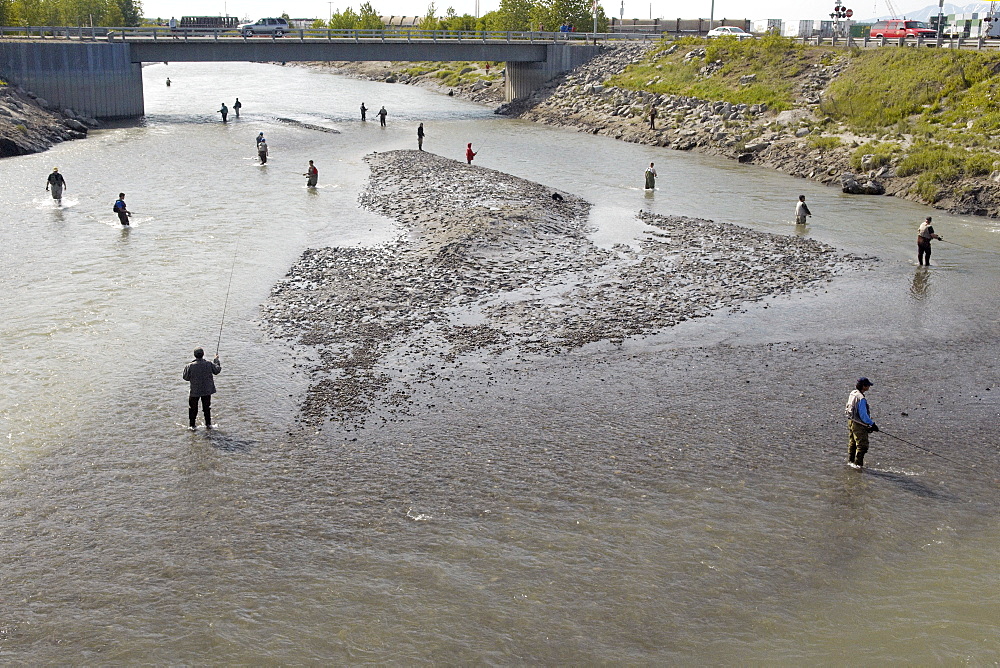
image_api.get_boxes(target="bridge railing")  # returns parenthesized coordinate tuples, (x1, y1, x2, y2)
(0, 25, 660, 44)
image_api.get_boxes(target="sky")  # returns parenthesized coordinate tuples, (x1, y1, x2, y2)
(140, 0, 930, 23)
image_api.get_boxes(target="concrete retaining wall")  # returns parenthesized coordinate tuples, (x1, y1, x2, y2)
(506, 44, 601, 100)
(0, 42, 143, 118)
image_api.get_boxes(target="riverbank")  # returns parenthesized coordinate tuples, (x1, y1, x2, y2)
(262, 149, 854, 428)
(495, 40, 1000, 217)
(0, 83, 96, 158)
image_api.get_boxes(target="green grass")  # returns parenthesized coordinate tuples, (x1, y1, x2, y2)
(850, 141, 901, 170)
(807, 135, 842, 151)
(606, 34, 821, 111)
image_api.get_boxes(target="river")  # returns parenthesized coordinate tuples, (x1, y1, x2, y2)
(0, 61, 997, 663)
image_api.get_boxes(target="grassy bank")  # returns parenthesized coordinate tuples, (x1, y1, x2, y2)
(609, 37, 1000, 205)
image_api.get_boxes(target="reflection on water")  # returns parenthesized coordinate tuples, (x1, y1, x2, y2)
(0, 61, 998, 664)
(910, 266, 931, 299)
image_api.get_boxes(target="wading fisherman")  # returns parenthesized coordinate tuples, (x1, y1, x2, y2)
(233, 97, 242, 117)
(644, 162, 657, 190)
(257, 138, 268, 164)
(46, 167, 66, 201)
(845, 377, 878, 468)
(466, 142, 477, 164)
(183, 347, 221, 430)
(304, 160, 318, 187)
(917, 216, 943, 266)
(795, 194, 812, 225)
(417, 122, 425, 151)
(218, 102, 228, 123)
(378, 105, 387, 127)
(360, 102, 367, 121)
(166, 77, 171, 86)
(113, 192, 131, 226)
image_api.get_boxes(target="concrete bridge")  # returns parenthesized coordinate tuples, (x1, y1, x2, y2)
(0, 28, 620, 118)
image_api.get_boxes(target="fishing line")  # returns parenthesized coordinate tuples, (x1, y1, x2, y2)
(216, 238, 239, 356)
(938, 238, 1000, 254)
(879, 428, 996, 482)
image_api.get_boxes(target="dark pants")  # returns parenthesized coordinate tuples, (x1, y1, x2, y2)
(189, 394, 212, 427)
(918, 239, 931, 265)
(379, 115, 386, 127)
(117, 211, 129, 226)
(258, 151, 267, 164)
(221, 112, 227, 123)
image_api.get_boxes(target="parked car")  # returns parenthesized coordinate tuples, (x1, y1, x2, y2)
(706, 26, 754, 39)
(869, 19, 937, 39)
(240, 17, 290, 37)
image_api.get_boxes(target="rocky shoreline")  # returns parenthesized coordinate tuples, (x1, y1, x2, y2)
(495, 43, 1000, 217)
(0, 83, 97, 158)
(262, 150, 855, 429)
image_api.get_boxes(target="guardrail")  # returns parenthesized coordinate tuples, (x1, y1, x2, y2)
(6, 26, 999, 50)
(0, 25, 658, 44)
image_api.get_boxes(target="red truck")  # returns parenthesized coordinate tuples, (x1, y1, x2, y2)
(869, 19, 937, 39)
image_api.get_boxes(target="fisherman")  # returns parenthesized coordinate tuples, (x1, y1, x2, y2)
(466, 142, 477, 164)
(46, 167, 66, 201)
(648, 105, 657, 130)
(360, 102, 367, 121)
(165, 77, 171, 86)
(233, 97, 242, 117)
(257, 138, 268, 164)
(183, 347, 221, 430)
(113, 192, 131, 226)
(644, 162, 656, 190)
(417, 123, 425, 151)
(304, 160, 318, 187)
(845, 377, 878, 468)
(218, 102, 228, 123)
(256, 132, 264, 148)
(917, 216, 943, 266)
(795, 194, 811, 225)
(378, 105, 387, 127)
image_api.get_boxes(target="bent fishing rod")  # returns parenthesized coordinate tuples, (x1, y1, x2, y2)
(216, 238, 239, 357)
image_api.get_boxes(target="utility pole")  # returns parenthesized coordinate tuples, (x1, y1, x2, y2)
(709, 0, 714, 30)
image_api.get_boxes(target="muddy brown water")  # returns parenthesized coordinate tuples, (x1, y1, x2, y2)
(0, 62, 997, 663)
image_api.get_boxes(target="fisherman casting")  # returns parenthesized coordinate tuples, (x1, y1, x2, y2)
(183, 347, 221, 430)
(917, 216, 943, 266)
(795, 195, 811, 225)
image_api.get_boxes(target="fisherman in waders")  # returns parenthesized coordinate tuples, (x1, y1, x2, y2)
(845, 377, 878, 468)
(304, 160, 318, 187)
(795, 194, 811, 225)
(466, 142, 477, 164)
(233, 97, 242, 117)
(46, 167, 66, 201)
(644, 162, 657, 190)
(917, 216, 943, 266)
(218, 102, 228, 123)
(417, 123, 425, 151)
(378, 105, 387, 127)
(360, 102, 367, 121)
(257, 138, 268, 164)
(113, 193, 131, 226)
(183, 347, 221, 430)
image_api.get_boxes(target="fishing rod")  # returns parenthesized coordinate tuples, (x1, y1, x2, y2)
(878, 428, 997, 482)
(216, 238, 239, 356)
(938, 238, 1000, 254)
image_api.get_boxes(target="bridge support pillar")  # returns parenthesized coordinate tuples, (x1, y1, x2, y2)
(0, 42, 143, 119)
(505, 43, 601, 101)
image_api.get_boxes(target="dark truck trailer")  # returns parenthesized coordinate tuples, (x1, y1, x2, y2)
(178, 16, 241, 32)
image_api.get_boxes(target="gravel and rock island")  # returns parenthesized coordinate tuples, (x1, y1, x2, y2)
(263, 150, 854, 428)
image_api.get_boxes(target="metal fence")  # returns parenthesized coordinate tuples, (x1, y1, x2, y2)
(0, 25, 658, 44)
(4, 26, 1000, 50)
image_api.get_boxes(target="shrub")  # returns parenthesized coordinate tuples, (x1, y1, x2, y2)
(849, 141, 900, 170)
(964, 152, 996, 176)
(807, 135, 843, 151)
